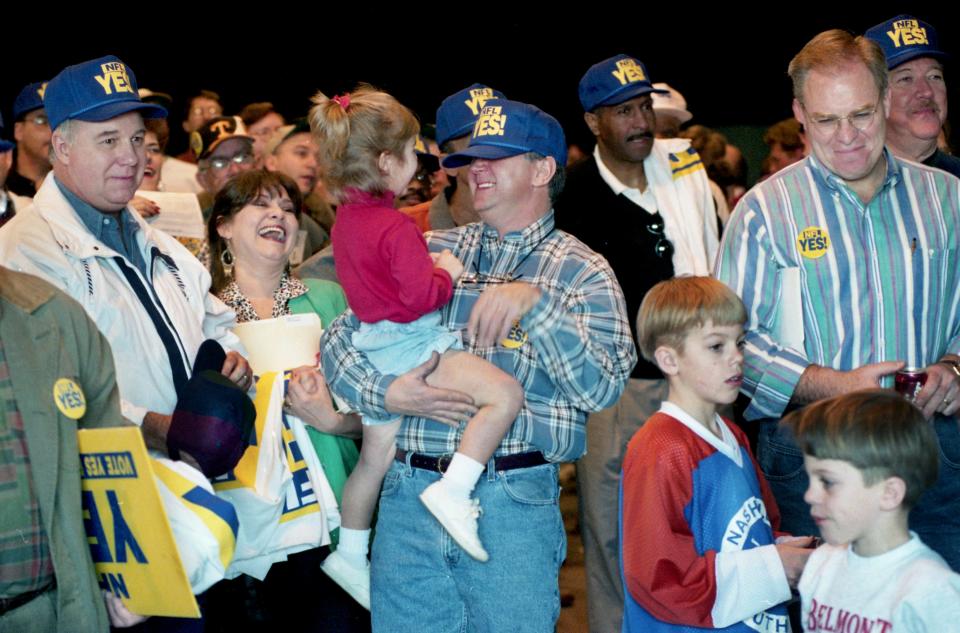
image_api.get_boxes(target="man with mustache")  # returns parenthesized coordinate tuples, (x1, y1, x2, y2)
(553, 53, 719, 633)
(866, 15, 960, 177)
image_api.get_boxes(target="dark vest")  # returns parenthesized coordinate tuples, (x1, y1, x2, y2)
(555, 157, 674, 379)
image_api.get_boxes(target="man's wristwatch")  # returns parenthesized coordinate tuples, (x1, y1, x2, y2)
(937, 358, 960, 378)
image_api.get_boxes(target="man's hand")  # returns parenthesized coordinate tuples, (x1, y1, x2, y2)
(220, 351, 253, 391)
(129, 195, 160, 218)
(103, 590, 147, 627)
(774, 537, 815, 589)
(286, 365, 361, 437)
(384, 352, 477, 426)
(914, 358, 960, 418)
(141, 411, 203, 470)
(794, 361, 904, 405)
(466, 282, 541, 348)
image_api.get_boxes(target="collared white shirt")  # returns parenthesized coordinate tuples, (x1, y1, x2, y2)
(593, 145, 659, 213)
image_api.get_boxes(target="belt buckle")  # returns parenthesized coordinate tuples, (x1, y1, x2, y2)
(436, 453, 454, 474)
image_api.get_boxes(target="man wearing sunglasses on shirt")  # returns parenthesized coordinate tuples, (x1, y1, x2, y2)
(552, 53, 720, 633)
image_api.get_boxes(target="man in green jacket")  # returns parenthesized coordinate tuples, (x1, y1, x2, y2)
(0, 266, 130, 632)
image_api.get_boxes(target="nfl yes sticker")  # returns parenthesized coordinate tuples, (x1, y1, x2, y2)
(53, 378, 86, 419)
(796, 226, 830, 259)
(501, 321, 528, 349)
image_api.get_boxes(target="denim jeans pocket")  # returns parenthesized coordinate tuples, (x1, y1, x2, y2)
(757, 422, 806, 481)
(934, 416, 960, 470)
(380, 465, 403, 497)
(499, 464, 560, 506)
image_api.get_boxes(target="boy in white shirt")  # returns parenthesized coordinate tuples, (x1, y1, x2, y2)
(786, 390, 960, 632)
(620, 276, 813, 632)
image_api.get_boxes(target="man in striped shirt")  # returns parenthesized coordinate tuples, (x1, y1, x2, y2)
(715, 29, 960, 570)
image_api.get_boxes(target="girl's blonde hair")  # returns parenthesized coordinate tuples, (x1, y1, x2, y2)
(309, 85, 419, 201)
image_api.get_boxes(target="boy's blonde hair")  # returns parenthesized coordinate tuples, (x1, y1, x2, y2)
(784, 389, 939, 509)
(636, 276, 747, 362)
(308, 85, 419, 202)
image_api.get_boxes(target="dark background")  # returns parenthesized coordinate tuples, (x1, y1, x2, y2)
(4, 7, 955, 181)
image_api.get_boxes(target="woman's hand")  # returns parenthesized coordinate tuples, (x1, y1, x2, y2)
(129, 195, 160, 218)
(286, 365, 361, 438)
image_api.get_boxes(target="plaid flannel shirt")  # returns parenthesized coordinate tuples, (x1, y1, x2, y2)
(321, 210, 636, 462)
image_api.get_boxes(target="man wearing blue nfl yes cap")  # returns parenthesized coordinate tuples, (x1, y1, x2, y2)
(865, 15, 960, 177)
(0, 54, 251, 517)
(322, 99, 635, 631)
(7, 81, 52, 198)
(554, 53, 719, 633)
(416, 83, 506, 229)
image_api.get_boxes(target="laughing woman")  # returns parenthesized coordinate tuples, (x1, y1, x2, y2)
(206, 169, 369, 632)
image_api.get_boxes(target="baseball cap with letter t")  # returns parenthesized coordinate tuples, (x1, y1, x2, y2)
(44, 55, 167, 130)
(441, 99, 566, 169)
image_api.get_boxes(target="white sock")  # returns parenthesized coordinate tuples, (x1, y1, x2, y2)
(440, 452, 485, 499)
(337, 527, 370, 567)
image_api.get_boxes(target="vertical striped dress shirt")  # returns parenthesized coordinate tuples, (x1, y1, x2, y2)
(715, 150, 960, 420)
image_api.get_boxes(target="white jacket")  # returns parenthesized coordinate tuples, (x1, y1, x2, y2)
(0, 174, 242, 424)
(593, 139, 719, 276)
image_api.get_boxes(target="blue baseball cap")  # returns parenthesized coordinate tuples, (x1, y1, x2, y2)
(436, 83, 506, 147)
(442, 99, 566, 169)
(0, 112, 14, 153)
(865, 15, 948, 70)
(13, 82, 47, 120)
(167, 340, 255, 479)
(44, 55, 167, 131)
(579, 54, 668, 112)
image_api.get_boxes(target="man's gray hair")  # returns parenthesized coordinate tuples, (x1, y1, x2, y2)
(525, 152, 566, 204)
(50, 119, 75, 163)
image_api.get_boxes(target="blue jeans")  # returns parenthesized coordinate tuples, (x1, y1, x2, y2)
(371, 458, 566, 632)
(756, 416, 960, 570)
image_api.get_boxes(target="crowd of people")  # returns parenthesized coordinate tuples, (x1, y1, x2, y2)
(2, 12, 960, 633)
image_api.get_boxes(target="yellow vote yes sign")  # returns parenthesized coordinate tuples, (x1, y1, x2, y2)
(77, 427, 200, 618)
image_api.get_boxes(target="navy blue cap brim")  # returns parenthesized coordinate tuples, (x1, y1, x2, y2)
(67, 100, 168, 125)
(888, 49, 950, 70)
(593, 83, 670, 110)
(442, 143, 528, 168)
(437, 125, 472, 148)
(0, 140, 14, 152)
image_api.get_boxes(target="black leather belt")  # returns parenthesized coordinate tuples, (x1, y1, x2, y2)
(395, 449, 549, 473)
(0, 580, 54, 615)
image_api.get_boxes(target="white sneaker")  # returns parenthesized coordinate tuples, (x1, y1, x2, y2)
(321, 549, 371, 610)
(420, 481, 489, 561)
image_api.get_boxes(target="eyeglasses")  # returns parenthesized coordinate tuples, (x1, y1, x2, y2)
(191, 106, 222, 119)
(802, 103, 879, 138)
(458, 271, 517, 287)
(205, 153, 254, 171)
(646, 218, 673, 259)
